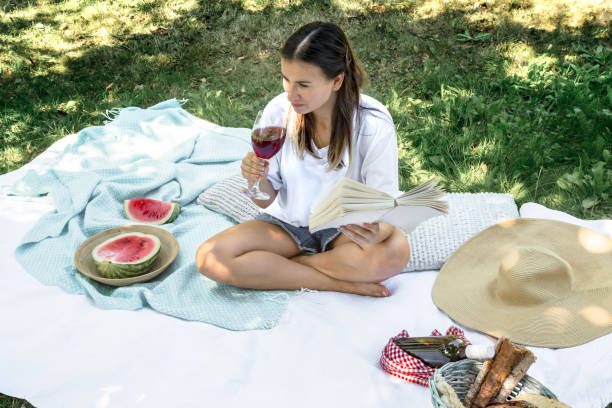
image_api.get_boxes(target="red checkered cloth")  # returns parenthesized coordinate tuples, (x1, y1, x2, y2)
(379, 326, 470, 387)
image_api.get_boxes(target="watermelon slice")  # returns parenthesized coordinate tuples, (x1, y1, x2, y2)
(124, 198, 180, 224)
(92, 232, 161, 278)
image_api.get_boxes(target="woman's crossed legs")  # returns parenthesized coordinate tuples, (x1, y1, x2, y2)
(195, 220, 410, 297)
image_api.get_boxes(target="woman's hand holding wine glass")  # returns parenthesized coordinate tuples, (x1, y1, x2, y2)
(241, 151, 270, 188)
(241, 110, 287, 200)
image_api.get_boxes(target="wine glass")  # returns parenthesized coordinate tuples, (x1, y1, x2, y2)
(242, 109, 287, 200)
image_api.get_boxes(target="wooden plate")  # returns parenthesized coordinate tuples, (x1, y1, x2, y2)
(74, 225, 179, 287)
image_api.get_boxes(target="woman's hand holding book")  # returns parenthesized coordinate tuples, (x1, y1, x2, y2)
(339, 222, 392, 248)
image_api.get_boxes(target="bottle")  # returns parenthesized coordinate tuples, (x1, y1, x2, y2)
(393, 336, 495, 368)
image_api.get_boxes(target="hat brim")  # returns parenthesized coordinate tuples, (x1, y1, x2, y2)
(432, 218, 612, 348)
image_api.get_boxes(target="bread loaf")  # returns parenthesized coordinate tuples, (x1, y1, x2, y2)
(465, 359, 492, 407)
(491, 346, 537, 403)
(514, 393, 572, 408)
(465, 338, 536, 408)
(486, 401, 537, 408)
(435, 375, 465, 408)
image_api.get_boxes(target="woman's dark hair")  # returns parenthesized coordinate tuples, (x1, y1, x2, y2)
(281, 22, 367, 170)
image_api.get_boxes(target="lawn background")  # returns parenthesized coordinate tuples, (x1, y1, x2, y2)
(1, 0, 611, 406)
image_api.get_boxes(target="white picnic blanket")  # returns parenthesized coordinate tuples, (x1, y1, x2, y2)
(1, 127, 611, 408)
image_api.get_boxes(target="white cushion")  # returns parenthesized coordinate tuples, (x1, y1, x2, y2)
(197, 175, 261, 223)
(403, 192, 518, 271)
(197, 175, 519, 271)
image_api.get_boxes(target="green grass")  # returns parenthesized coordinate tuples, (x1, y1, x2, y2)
(1, 0, 611, 218)
(0, 0, 611, 403)
(0, 393, 35, 408)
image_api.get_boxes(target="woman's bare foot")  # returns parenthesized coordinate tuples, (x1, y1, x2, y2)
(291, 254, 390, 297)
(336, 281, 390, 297)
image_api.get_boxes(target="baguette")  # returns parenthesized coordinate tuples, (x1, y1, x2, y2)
(435, 375, 465, 408)
(486, 401, 537, 408)
(514, 393, 572, 408)
(465, 338, 536, 408)
(465, 359, 492, 407)
(491, 347, 537, 403)
(471, 338, 521, 408)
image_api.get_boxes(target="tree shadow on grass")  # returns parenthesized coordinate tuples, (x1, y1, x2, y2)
(2, 0, 40, 13)
(384, 6, 610, 216)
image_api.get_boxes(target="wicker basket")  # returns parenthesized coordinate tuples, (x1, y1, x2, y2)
(430, 359, 557, 408)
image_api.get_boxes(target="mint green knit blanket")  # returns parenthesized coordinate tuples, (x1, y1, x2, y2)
(12, 99, 290, 330)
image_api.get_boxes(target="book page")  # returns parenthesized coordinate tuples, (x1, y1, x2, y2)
(309, 177, 447, 233)
(309, 178, 395, 229)
(394, 179, 448, 213)
(309, 205, 444, 233)
(377, 205, 445, 234)
(339, 178, 394, 199)
(309, 198, 395, 230)
(309, 208, 391, 232)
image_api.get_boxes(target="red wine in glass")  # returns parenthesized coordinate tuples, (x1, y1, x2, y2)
(243, 111, 287, 200)
(252, 126, 286, 159)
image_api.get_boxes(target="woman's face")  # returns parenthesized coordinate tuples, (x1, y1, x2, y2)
(281, 58, 344, 117)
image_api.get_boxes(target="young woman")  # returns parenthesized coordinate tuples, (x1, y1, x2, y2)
(196, 22, 410, 297)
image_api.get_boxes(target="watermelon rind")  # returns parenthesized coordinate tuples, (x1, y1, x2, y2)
(123, 199, 181, 225)
(164, 203, 181, 223)
(92, 232, 161, 279)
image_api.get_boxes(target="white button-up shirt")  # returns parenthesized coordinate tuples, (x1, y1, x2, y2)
(263, 92, 399, 227)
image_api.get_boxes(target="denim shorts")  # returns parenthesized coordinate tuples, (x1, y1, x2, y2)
(255, 213, 342, 254)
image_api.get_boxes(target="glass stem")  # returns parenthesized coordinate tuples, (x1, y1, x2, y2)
(253, 177, 262, 193)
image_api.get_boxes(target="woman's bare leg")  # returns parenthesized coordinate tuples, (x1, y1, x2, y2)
(195, 220, 390, 297)
(293, 223, 410, 283)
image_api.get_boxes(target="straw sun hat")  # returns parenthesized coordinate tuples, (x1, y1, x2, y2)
(432, 218, 612, 348)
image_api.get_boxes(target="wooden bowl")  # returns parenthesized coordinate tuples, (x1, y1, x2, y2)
(74, 225, 179, 287)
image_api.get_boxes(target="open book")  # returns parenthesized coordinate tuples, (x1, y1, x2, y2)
(309, 177, 448, 233)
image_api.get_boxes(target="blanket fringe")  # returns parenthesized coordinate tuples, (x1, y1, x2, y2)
(264, 288, 319, 306)
(102, 108, 122, 124)
(264, 288, 320, 327)
(264, 292, 291, 304)
(101, 99, 188, 125)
